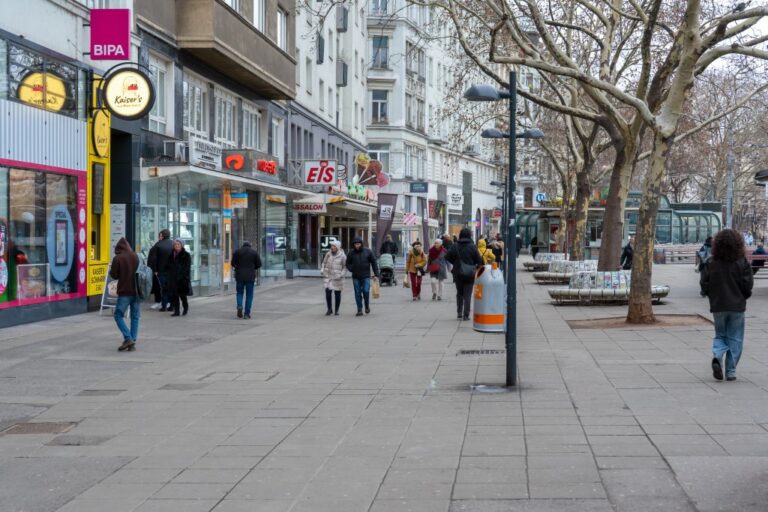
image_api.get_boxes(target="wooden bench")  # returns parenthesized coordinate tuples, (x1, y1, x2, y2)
(664, 249, 697, 264)
(547, 271, 670, 305)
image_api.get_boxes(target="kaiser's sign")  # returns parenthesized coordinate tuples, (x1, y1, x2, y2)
(102, 69, 155, 120)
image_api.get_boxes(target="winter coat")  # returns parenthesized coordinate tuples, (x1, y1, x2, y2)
(147, 238, 173, 273)
(110, 238, 139, 297)
(446, 238, 483, 283)
(346, 238, 380, 279)
(477, 239, 496, 265)
(428, 246, 448, 280)
(322, 249, 347, 291)
(492, 239, 504, 261)
(165, 249, 192, 296)
(406, 248, 427, 274)
(380, 239, 398, 257)
(620, 243, 634, 270)
(700, 257, 753, 313)
(231, 243, 262, 282)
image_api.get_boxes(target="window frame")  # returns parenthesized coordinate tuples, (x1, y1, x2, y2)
(182, 73, 209, 140)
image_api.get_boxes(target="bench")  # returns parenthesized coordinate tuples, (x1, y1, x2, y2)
(533, 260, 598, 284)
(522, 252, 567, 272)
(664, 249, 696, 264)
(548, 271, 670, 305)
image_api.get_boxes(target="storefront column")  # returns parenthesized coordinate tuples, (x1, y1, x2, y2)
(367, 210, 373, 248)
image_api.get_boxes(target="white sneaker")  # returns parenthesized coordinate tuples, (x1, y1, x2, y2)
(150, 303, 161, 310)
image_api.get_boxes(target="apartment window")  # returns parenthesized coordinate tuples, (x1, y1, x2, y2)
(148, 59, 168, 134)
(295, 49, 301, 86)
(253, 0, 265, 31)
(242, 106, 262, 150)
(360, 106, 365, 133)
(361, 57, 365, 81)
(327, 87, 333, 118)
(354, 101, 359, 129)
(371, 90, 388, 123)
(371, 0, 387, 15)
(368, 143, 389, 173)
(271, 117, 284, 163)
(306, 58, 313, 94)
(214, 90, 237, 149)
(182, 75, 208, 139)
(319, 79, 325, 110)
(328, 29, 334, 60)
(405, 145, 413, 177)
(406, 43, 425, 78)
(222, 0, 239, 10)
(354, 50, 359, 77)
(371, 36, 388, 69)
(277, 9, 287, 50)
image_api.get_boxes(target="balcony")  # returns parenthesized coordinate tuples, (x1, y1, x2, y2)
(175, 0, 295, 99)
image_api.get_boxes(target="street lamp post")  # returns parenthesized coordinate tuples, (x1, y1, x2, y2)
(464, 71, 544, 387)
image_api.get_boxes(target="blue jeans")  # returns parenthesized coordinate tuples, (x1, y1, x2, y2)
(712, 311, 745, 377)
(114, 295, 140, 342)
(352, 278, 370, 312)
(157, 272, 169, 309)
(236, 280, 255, 315)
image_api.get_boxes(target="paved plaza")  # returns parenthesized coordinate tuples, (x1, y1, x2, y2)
(1, 261, 768, 512)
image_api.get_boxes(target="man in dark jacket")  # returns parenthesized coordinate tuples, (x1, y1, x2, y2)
(380, 234, 399, 265)
(231, 241, 262, 319)
(346, 237, 380, 316)
(620, 236, 634, 270)
(147, 229, 173, 311)
(446, 228, 483, 320)
(110, 238, 140, 352)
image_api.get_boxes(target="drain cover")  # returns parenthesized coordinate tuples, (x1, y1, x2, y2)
(76, 389, 125, 397)
(469, 384, 513, 393)
(46, 434, 113, 446)
(2, 422, 77, 434)
(159, 383, 209, 391)
(458, 349, 505, 355)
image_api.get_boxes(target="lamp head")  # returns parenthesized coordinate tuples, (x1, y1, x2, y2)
(521, 128, 545, 139)
(481, 128, 506, 139)
(464, 84, 502, 102)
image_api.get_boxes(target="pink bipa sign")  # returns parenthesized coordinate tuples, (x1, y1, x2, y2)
(90, 9, 130, 60)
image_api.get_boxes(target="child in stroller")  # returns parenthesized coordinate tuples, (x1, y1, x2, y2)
(379, 253, 395, 286)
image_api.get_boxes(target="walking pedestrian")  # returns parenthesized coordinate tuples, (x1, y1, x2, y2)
(427, 239, 448, 301)
(492, 233, 504, 266)
(346, 237, 380, 316)
(696, 236, 713, 273)
(477, 238, 496, 266)
(752, 241, 766, 274)
(147, 229, 172, 311)
(166, 238, 191, 317)
(110, 238, 140, 352)
(380, 234, 399, 266)
(446, 227, 483, 321)
(231, 241, 262, 319)
(700, 228, 754, 381)
(530, 236, 539, 259)
(620, 235, 634, 270)
(442, 233, 454, 252)
(322, 240, 346, 316)
(406, 241, 427, 300)
(515, 234, 523, 257)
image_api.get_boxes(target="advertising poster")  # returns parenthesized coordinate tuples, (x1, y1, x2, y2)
(0, 221, 7, 300)
(375, 193, 398, 255)
(17, 264, 49, 300)
(231, 192, 248, 209)
(55, 220, 68, 265)
(110, 204, 126, 257)
(354, 153, 390, 187)
(99, 264, 120, 311)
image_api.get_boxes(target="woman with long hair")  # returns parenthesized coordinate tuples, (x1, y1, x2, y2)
(700, 228, 753, 381)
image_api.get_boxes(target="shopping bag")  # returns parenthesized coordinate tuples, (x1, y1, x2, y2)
(403, 274, 410, 288)
(371, 278, 381, 299)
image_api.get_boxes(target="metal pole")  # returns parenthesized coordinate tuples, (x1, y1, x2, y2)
(506, 70, 517, 387)
(726, 123, 734, 229)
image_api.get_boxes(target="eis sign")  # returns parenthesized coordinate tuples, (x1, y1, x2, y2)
(303, 160, 337, 185)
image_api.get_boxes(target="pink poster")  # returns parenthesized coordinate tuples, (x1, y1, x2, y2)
(77, 180, 87, 296)
(90, 9, 130, 61)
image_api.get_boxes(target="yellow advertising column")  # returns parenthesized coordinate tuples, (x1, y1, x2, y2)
(87, 80, 112, 302)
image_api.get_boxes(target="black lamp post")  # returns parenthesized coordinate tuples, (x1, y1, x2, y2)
(464, 71, 544, 387)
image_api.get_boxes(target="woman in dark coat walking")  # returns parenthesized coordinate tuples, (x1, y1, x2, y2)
(446, 227, 483, 321)
(166, 238, 192, 316)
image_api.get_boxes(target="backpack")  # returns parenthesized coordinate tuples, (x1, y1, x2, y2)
(134, 257, 154, 301)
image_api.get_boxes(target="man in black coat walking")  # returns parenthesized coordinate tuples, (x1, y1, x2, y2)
(147, 229, 173, 311)
(346, 237, 380, 316)
(446, 228, 483, 321)
(620, 235, 634, 270)
(231, 241, 262, 319)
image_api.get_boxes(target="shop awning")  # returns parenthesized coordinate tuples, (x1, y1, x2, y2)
(326, 195, 377, 213)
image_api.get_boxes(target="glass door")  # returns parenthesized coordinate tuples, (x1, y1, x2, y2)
(199, 190, 222, 296)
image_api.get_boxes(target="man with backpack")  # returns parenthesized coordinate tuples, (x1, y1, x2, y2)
(110, 237, 141, 352)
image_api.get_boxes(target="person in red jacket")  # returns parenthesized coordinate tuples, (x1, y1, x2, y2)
(110, 238, 140, 352)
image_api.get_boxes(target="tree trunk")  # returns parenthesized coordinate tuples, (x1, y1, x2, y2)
(572, 163, 592, 261)
(598, 141, 636, 271)
(627, 133, 670, 324)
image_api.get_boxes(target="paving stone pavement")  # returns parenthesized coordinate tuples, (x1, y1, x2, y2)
(1, 262, 768, 511)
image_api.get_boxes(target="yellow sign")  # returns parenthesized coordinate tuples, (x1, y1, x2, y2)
(88, 263, 109, 296)
(103, 69, 155, 120)
(17, 72, 66, 112)
(92, 110, 110, 158)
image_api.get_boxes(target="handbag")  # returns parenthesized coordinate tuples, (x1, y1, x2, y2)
(428, 262, 440, 273)
(458, 261, 476, 280)
(403, 274, 410, 288)
(371, 278, 381, 299)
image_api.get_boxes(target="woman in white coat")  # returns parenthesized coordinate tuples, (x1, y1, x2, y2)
(322, 240, 347, 316)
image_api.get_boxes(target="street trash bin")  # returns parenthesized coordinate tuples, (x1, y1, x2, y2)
(473, 263, 506, 333)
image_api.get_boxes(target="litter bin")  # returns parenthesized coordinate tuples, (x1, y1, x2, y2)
(473, 263, 506, 333)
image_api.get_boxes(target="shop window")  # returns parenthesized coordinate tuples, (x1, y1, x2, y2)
(6, 42, 78, 118)
(0, 168, 78, 305)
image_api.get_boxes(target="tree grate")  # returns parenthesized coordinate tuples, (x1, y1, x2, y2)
(457, 349, 506, 355)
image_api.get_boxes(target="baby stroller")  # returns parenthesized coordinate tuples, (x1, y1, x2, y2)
(379, 253, 395, 286)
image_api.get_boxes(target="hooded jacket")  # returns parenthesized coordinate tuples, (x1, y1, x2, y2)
(110, 238, 139, 296)
(406, 245, 427, 274)
(477, 239, 496, 265)
(322, 245, 347, 291)
(231, 242, 262, 282)
(700, 257, 753, 313)
(446, 237, 483, 283)
(345, 237, 380, 279)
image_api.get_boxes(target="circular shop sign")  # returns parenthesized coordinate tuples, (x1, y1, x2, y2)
(92, 109, 110, 157)
(102, 68, 155, 121)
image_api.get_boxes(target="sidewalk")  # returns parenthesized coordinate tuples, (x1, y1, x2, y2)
(0, 262, 767, 511)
